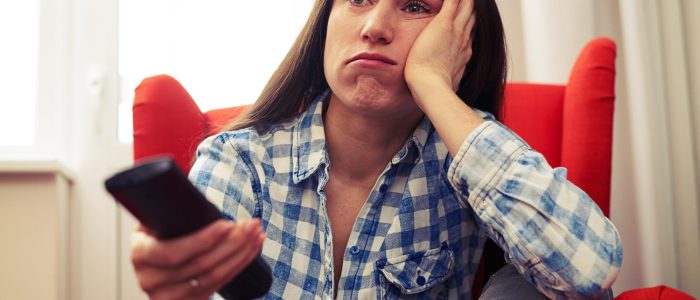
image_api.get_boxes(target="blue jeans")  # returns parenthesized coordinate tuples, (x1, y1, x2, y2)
(479, 264, 613, 300)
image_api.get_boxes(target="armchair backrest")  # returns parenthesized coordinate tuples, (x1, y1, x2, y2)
(133, 37, 616, 217)
(501, 38, 616, 216)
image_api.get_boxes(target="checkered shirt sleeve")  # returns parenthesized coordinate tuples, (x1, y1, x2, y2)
(190, 130, 261, 221)
(447, 118, 623, 300)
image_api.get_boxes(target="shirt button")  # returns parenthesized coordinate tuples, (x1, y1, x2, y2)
(416, 275, 426, 285)
(349, 245, 360, 255)
(379, 184, 388, 193)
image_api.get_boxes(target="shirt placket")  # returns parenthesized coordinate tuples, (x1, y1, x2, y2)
(339, 162, 401, 299)
(316, 163, 335, 299)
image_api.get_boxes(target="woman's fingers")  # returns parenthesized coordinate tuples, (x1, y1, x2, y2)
(449, 0, 475, 59)
(451, 11, 476, 90)
(456, 2, 474, 59)
(131, 220, 233, 269)
(136, 219, 263, 293)
(196, 229, 265, 292)
(173, 219, 263, 283)
(464, 13, 476, 51)
(455, 0, 473, 28)
(439, 0, 462, 20)
(147, 225, 265, 300)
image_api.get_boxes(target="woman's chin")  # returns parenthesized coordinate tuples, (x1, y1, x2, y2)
(347, 77, 410, 112)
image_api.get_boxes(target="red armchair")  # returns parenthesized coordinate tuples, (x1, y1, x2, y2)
(500, 38, 615, 217)
(132, 37, 617, 296)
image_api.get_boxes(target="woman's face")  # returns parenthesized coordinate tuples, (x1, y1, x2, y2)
(324, 0, 444, 116)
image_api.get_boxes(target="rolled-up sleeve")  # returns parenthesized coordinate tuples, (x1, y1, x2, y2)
(447, 121, 623, 300)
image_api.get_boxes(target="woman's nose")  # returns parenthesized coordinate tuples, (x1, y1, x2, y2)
(360, 6, 396, 45)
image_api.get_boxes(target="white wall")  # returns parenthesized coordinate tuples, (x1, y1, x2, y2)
(519, 0, 596, 84)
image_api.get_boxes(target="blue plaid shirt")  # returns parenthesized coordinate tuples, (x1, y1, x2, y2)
(190, 91, 622, 299)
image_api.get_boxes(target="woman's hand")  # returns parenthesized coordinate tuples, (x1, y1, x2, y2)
(404, 0, 475, 104)
(403, 0, 485, 157)
(130, 219, 265, 300)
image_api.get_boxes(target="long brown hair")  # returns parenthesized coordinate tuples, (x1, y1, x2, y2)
(225, 0, 507, 132)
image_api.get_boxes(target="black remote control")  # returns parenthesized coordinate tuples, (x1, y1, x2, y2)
(104, 156, 272, 300)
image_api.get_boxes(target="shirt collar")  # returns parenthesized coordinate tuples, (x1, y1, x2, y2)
(386, 116, 432, 165)
(410, 116, 432, 158)
(292, 90, 330, 183)
(290, 90, 438, 183)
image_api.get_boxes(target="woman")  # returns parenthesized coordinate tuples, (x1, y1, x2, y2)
(130, 0, 622, 299)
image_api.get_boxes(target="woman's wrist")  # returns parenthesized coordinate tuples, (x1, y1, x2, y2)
(408, 76, 485, 156)
(407, 74, 453, 111)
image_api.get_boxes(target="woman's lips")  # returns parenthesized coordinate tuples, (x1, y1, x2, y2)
(349, 59, 395, 68)
(346, 52, 398, 68)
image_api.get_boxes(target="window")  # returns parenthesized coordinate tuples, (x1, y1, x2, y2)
(0, 0, 39, 146)
(118, 1, 314, 142)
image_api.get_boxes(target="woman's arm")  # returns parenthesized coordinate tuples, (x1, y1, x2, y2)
(405, 1, 622, 299)
(126, 132, 266, 300)
(442, 109, 622, 299)
(189, 131, 263, 221)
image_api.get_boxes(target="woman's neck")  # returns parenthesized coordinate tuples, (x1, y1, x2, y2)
(323, 94, 423, 182)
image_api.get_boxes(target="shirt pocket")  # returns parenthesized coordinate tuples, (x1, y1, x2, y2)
(376, 243, 455, 300)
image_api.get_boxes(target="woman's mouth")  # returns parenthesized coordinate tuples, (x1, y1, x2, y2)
(346, 52, 398, 67)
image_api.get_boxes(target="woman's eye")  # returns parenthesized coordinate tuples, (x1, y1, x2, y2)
(403, 1, 430, 14)
(348, 0, 372, 6)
